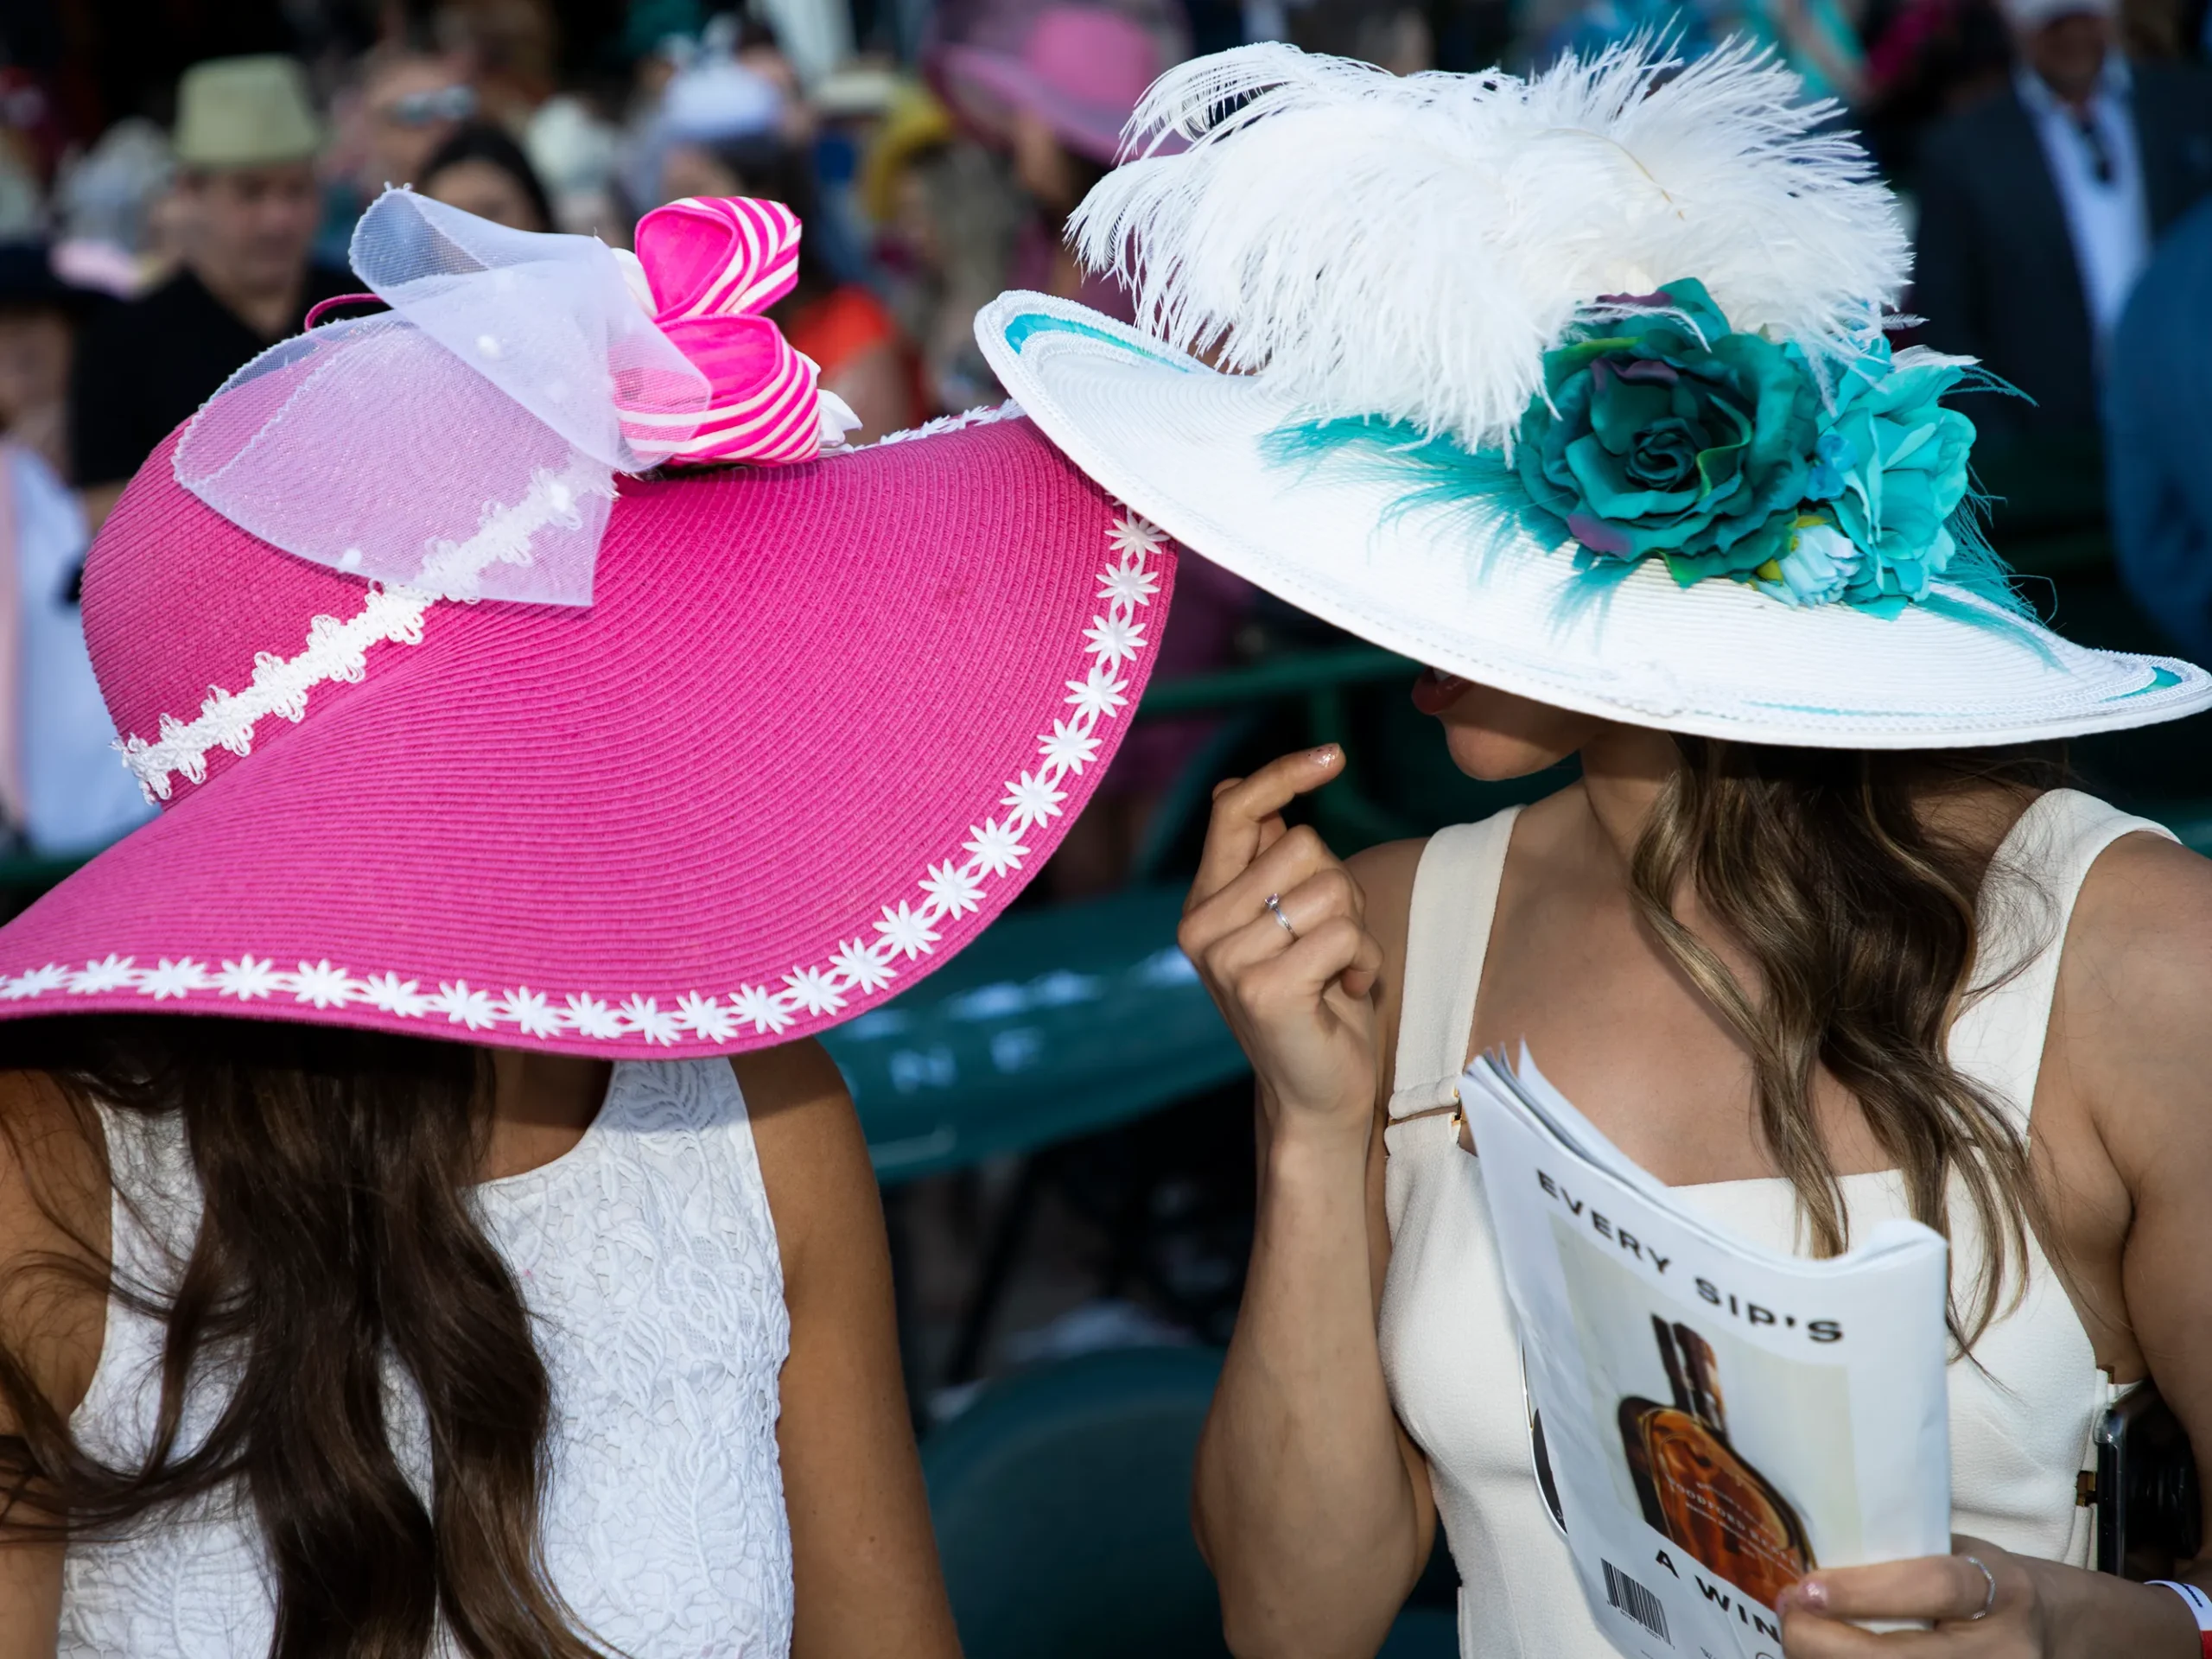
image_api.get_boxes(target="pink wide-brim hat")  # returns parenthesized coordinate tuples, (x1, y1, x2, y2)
(0, 411, 1178, 1057)
(938, 6, 1164, 163)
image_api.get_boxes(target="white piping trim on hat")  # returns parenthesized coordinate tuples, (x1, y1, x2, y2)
(14, 508, 1166, 1046)
(116, 418, 1024, 804)
(117, 583, 435, 803)
(116, 459, 614, 804)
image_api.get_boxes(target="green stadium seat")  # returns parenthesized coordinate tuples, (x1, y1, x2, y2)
(924, 1346, 1231, 1659)
(824, 884, 1247, 1184)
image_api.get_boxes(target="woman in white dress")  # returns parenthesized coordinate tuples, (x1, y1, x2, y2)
(977, 39, 2212, 1659)
(0, 188, 1179, 1656)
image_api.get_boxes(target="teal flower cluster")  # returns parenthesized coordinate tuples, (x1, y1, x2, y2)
(1513, 279, 1979, 613)
(1769, 339, 1978, 612)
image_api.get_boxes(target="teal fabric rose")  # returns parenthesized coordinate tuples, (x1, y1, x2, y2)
(1750, 344, 1980, 611)
(1808, 341, 1977, 605)
(1268, 281, 2000, 618)
(1515, 279, 1821, 582)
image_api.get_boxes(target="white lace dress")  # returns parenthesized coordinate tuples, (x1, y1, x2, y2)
(58, 1058, 794, 1658)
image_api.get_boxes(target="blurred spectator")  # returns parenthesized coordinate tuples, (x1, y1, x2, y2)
(419, 123, 555, 232)
(620, 25, 786, 219)
(1281, 0, 1439, 72)
(0, 245, 96, 479)
(358, 47, 479, 194)
(1860, 0, 2015, 180)
(939, 5, 1162, 318)
(660, 132, 921, 439)
(623, 0, 713, 64)
(2107, 194, 2212, 661)
(865, 87, 1023, 412)
(68, 56, 354, 531)
(753, 0, 860, 86)
(438, 0, 560, 131)
(929, 0, 1192, 72)
(1910, 0, 2212, 525)
(0, 68, 59, 240)
(524, 92, 626, 236)
(0, 245, 154, 856)
(52, 119, 185, 299)
(1533, 0, 1865, 103)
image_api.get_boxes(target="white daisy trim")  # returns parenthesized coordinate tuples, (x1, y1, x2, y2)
(10, 508, 1166, 1046)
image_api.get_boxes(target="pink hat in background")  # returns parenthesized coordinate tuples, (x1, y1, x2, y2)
(938, 5, 1166, 163)
(0, 191, 1178, 1057)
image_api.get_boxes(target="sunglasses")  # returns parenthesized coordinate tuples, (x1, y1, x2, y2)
(381, 84, 477, 126)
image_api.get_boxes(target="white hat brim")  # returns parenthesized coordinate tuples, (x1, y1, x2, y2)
(979, 291, 2212, 750)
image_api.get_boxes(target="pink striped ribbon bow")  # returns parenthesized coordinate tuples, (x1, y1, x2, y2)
(622, 195, 847, 466)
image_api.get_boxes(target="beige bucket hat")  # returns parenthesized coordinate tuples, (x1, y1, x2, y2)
(173, 55, 324, 169)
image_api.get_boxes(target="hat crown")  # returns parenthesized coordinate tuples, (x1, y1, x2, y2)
(83, 432, 381, 806)
(1026, 7, 1163, 111)
(174, 54, 322, 168)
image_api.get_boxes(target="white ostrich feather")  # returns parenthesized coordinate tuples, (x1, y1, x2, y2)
(1070, 39, 1911, 454)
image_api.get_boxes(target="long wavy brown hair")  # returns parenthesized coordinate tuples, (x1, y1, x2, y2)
(1626, 739, 2065, 1351)
(0, 1014, 605, 1659)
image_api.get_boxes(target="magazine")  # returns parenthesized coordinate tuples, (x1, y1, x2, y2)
(1462, 1048, 1953, 1659)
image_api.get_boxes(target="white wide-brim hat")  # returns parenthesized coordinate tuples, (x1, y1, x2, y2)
(976, 44, 2212, 751)
(979, 293, 2208, 748)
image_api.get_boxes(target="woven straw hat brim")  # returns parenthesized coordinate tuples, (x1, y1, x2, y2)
(978, 292, 2212, 750)
(0, 413, 1175, 1056)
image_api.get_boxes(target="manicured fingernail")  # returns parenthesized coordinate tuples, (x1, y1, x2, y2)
(1310, 745, 1338, 764)
(1789, 1578, 1828, 1611)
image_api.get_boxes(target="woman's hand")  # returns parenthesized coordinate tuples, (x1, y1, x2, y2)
(1777, 1537, 2046, 1655)
(1776, 1535, 2200, 1656)
(1178, 746, 1384, 1145)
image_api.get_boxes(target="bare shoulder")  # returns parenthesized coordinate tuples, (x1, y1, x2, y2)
(728, 1041, 873, 1293)
(0, 1068, 109, 1426)
(1347, 838, 1429, 1103)
(1346, 837, 1428, 963)
(0, 1067, 107, 1268)
(731, 1037, 852, 1127)
(2050, 830, 2212, 1167)
(2062, 830, 2212, 1005)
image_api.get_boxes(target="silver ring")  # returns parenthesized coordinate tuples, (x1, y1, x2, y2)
(1963, 1554, 1997, 1620)
(1263, 892, 1298, 940)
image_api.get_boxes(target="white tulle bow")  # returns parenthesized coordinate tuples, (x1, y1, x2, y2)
(174, 189, 834, 607)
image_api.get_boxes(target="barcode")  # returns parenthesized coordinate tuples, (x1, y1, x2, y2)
(1603, 1560, 1670, 1645)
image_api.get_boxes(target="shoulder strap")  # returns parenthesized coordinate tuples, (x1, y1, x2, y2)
(1950, 789, 2177, 1127)
(1389, 807, 1521, 1120)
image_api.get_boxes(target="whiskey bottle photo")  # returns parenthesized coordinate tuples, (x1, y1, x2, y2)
(1618, 1315, 1818, 1609)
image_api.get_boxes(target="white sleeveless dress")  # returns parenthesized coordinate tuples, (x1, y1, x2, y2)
(59, 1058, 795, 1658)
(1377, 789, 2166, 1659)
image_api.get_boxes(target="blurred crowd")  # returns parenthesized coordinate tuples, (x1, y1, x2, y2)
(0, 0, 2209, 865)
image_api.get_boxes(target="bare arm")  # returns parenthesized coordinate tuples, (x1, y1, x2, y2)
(737, 1040, 960, 1659)
(1184, 747, 1436, 1658)
(0, 1072, 108, 1659)
(1777, 833, 2212, 1656)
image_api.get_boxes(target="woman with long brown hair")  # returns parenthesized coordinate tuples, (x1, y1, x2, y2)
(0, 186, 1179, 1655)
(981, 38, 2212, 1659)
